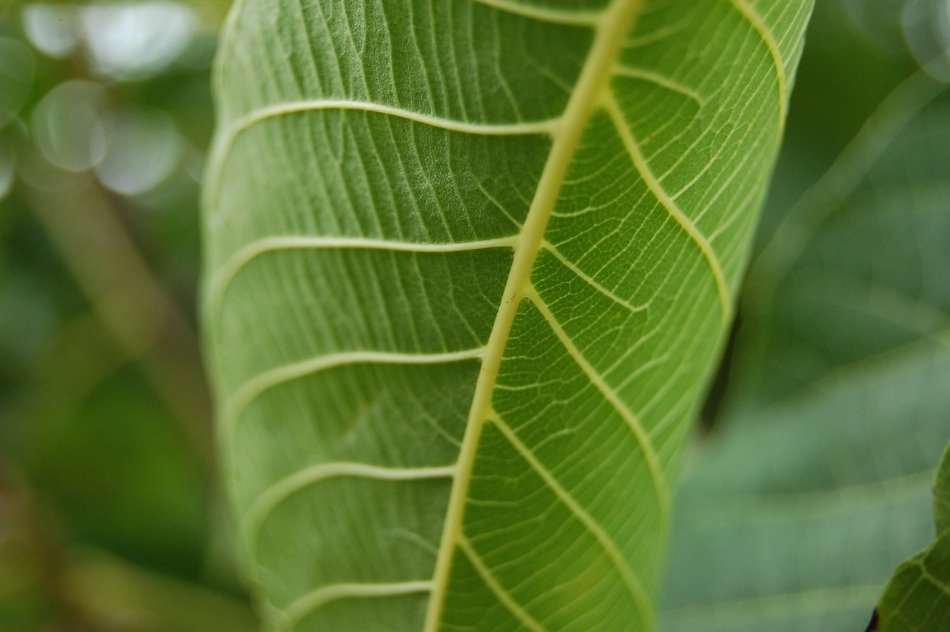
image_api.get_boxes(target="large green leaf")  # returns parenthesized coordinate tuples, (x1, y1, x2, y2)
(659, 62, 950, 631)
(203, 1, 811, 629)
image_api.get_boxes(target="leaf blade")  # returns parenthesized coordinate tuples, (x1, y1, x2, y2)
(204, 1, 813, 629)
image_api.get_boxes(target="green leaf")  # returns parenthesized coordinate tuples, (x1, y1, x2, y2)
(872, 444, 950, 632)
(659, 66, 950, 631)
(203, 1, 811, 629)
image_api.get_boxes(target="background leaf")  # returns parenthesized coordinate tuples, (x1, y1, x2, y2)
(205, 0, 811, 629)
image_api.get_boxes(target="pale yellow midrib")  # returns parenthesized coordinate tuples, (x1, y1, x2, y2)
(423, 2, 645, 629)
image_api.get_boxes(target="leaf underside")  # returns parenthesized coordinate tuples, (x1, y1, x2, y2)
(204, 0, 811, 630)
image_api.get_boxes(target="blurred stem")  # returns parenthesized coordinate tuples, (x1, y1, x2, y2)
(25, 175, 215, 473)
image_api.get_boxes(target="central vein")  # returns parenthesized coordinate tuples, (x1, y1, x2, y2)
(423, 0, 644, 628)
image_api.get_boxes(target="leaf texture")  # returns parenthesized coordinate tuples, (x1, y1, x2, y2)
(659, 73, 950, 631)
(203, 1, 812, 629)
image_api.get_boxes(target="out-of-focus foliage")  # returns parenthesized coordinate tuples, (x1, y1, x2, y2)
(0, 1, 254, 630)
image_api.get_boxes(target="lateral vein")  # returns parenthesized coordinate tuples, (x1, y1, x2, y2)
(245, 463, 457, 552)
(279, 581, 433, 629)
(524, 287, 669, 513)
(613, 64, 704, 106)
(209, 234, 519, 318)
(206, 100, 560, 209)
(229, 100, 560, 138)
(457, 535, 546, 631)
(603, 93, 732, 321)
(226, 348, 485, 427)
(541, 241, 648, 315)
(471, 0, 603, 27)
(728, 0, 787, 126)
(488, 410, 653, 626)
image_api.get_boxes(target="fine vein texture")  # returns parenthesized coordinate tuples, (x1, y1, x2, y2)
(203, 1, 812, 630)
(659, 71, 950, 631)
(872, 444, 950, 631)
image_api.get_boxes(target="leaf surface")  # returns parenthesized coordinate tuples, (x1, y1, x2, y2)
(203, 1, 811, 629)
